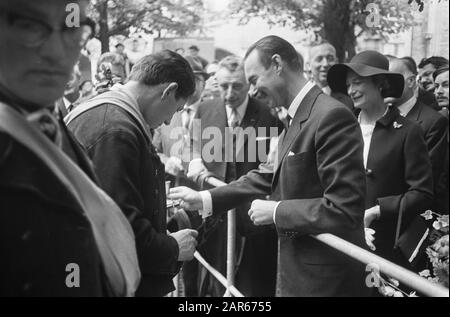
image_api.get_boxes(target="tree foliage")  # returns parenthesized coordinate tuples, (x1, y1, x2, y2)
(229, 0, 430, 61)
(88, 0, 205, 52)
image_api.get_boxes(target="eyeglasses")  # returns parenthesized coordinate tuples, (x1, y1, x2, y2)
(0, 8, 90, 49)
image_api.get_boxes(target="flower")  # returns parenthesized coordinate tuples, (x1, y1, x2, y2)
(421, 210, 434, 221)
(433, 221, 442, 230)
(393, 121, 403, 129)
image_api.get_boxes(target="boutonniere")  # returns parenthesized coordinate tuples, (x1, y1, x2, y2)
(393, 121, 403, 129)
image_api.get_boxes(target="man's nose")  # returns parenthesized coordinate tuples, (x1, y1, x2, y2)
(39, 30, 69, 63)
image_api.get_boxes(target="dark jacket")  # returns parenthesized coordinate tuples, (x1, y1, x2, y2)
(366, 107, 434, 264)
(405, 100, 448, 213)
(0, 104, 105, 297)
(209, 86, 368, 297)
(194, 97, 281, 297)
(68, 103, 180, 297)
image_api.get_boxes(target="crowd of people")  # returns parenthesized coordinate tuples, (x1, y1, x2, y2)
(0, 0, 448, 297)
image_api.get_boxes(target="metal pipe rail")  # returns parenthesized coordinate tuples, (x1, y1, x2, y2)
(194, 251, 244, 297)
(199, 174, 449, 298)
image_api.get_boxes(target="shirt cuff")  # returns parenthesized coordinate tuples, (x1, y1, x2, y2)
(273, 201, 282, 226)
(199, 190, 213, 219)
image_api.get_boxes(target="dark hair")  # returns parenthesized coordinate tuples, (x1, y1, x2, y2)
(418, 56, 449, 70)
(399, 56, 418, 75)
(433, 66, 449, 81)
(245, 36, 303, 72)
(218, 55, 244, 73)
(129, 50, 195, 100)
(189, 45, 199, 51)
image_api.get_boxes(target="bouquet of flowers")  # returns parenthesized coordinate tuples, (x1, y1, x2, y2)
(419, 211, 449, 288)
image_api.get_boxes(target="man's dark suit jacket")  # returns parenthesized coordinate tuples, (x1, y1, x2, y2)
(418, 87, 440, 111)
(405, 100, 448, 213)
(68, 103, 180, 297)
(0, 103, 105, 296)
(207, 86, 368, 297)
(366, 107, 434, 265)
(193, 97, 281, 297)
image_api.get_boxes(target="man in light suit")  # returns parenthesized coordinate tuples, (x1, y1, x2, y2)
(170, 36, 368, 297)
(390, 57, 448, 214)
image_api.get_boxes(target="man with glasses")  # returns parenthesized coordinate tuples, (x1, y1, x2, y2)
(390, 57, 449, 214)
(0, 0, 139, 296)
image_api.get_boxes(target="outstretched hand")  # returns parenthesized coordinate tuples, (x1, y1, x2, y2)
(168, 186, 203, 211)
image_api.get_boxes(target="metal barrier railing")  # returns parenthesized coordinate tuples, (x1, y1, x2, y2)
(194, 174, 449, 298)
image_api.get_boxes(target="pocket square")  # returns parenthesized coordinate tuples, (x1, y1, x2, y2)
(288, 151, 296, 157)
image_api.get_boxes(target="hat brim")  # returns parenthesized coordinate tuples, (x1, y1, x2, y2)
(327, 63, 405, 98)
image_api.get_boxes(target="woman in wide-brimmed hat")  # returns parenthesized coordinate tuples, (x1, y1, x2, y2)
(328, 51, 434, 269)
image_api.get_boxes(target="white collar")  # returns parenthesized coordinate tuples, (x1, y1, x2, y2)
(287, 80, 316, 119)
(225, 95, 249, 125)
(63, 97, 73, 110)
(398, 95, 417, 117)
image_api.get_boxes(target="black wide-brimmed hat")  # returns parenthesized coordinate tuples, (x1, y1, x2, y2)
(327, 50, 404, 98)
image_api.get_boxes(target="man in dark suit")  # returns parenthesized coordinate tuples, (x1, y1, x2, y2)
(390, 58, 449, 213)
(170, 36, 367, 297)
(0, 0, 133, 296)
(186, 56, 281, 297)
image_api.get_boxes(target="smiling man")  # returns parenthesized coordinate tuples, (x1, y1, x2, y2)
(66, 51, 199, 297)
(170, 36, 368, 297)
(308, 42, 337, 95)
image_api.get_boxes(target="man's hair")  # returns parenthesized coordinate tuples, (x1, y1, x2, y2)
(189, 45, 199, 51)
(218, 55, 244, 73)
(433, 66, 449, 81)
(245, 35, 303, 73)
(418, 56, 449, 70)
(129, 50, 195, 100)
(399, 56, 418, 75)
(308, 42, 336, 59)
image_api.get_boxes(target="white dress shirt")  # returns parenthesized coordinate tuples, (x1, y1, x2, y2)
(225, 95, 249, 127)
(397, 95, 417, 117)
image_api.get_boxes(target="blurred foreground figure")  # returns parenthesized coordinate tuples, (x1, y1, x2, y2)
(0, 0, 139, 297)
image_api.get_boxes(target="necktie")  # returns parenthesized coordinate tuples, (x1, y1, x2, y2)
(229, 108, 240, 128)
(27, 109, 62, 148)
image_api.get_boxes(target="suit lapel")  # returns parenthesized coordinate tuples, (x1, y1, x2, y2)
(274, 86, 322, 175)
(405, 101, 423, 124)
(236, 98, 259, 157)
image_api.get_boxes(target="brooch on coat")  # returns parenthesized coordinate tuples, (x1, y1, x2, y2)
(393, 121, 403, 129)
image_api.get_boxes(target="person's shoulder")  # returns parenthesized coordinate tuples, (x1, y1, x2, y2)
(71, 102, 143, 144)
(416, 101, 449, 125)
(315, 92, 356, 121)
(197, 97, 223, 113)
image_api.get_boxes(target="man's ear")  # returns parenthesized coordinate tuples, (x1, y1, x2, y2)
(271, 54, 283, 75)
(161, 82, 179, 100)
